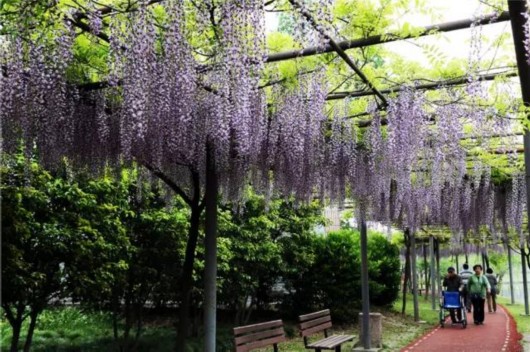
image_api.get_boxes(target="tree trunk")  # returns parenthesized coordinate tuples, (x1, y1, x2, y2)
(243, 297, 255, 326)
(402, 230, 411, 315)
(484, 252, 490, 270)
(125, 298, 132, 340)
(23, 310, 39, 352)
(525, 242, 530, 271)
(9, 318, 22, 352)
(135, 302, 143, 340)
(112, 296, 119, 341)
(141, 162, 204, 352)
(4, 303, 25, 352)
(175, 203, 202, 352)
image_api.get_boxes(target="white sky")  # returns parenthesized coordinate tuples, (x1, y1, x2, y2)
(265, 0, 516, 68)
(384, 0, 514, 67)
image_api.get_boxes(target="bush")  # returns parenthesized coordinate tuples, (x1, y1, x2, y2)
(283, 229, 400, 322)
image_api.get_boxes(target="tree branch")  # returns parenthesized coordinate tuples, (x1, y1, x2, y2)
(139, 161, 193, 206)
(287, 0, 388, 107)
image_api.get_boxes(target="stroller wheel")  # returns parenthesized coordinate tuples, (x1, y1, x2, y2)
(462, 319, 467, 329)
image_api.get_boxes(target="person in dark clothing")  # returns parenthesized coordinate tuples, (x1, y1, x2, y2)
(442, 266, 463, 323)
(486, 268, 498, 313)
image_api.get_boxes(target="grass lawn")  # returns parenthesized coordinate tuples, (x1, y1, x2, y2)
(498, 296, 530, 333)
(1, 295, 442, 352)
(383, 293, 440, 351)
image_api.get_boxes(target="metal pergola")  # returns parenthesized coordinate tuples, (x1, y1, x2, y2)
(29, 0, 530, 350)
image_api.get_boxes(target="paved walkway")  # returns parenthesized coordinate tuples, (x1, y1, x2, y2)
(401, 305, 523, 352)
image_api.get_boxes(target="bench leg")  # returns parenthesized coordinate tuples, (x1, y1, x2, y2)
(335, 347, 341, 352)
(274, 344, 278, 352)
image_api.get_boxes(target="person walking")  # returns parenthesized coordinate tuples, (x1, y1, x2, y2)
(486, 268, 498, 313)
(442, 266, 463, 323)
(468, 264, 491, 325)
(459, 263, 473, 312)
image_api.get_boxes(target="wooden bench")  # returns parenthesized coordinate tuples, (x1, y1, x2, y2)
(234, 319, 286, 352)
(299, 309, 355, 352)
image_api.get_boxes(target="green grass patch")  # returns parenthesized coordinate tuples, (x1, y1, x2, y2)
(498, 296, 530, 333)
(1, 297, 444, 352)
(383, 293, 440, 351)
(394, 293, 441, 325)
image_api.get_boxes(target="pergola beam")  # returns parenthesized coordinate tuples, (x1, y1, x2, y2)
(266, 11, 510, 64)
(287, 0, 387, 106)
(327, 70, 518, 100)
(71, 0, 165, 20)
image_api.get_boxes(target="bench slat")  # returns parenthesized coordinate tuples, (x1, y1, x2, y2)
(235, 327, 285, 345)
(307, 335, 355, 349)
(299, 309, 330, 322)
(300, 315, 331, 330)
(300, 321, 332, 337)
(234, 320, 283, 335)
(235, 335, 286, 352)
(308, 335, 342, 349)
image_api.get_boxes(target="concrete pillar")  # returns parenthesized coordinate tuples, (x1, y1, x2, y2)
(354, 312, 382, 351)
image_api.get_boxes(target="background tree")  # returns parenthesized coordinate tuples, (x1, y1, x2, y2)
(284, 229, 400, 322)
(1, 153, 129, 352)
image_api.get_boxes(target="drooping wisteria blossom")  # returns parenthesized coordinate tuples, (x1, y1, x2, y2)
(1, 0, 527, 257)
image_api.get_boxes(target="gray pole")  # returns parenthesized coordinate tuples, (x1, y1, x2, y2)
(204, 141, 218, 352)
(456, 254, 460, 274)
(522, 247, 530, 314)
(507, 243, 515, 304)
(507, 0, 530, 315)
(360, 217, 371, 349)
(435, 239, 440, 296)
(430, 236, 436, 310)
(411, 231, 420, 321)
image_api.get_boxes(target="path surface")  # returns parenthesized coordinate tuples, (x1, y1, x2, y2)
(401, 305, 522, 352)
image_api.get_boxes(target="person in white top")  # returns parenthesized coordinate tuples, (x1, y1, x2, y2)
(459, 263, 473, 312)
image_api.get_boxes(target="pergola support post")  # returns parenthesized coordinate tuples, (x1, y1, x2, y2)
(507, 0, 530, 316)
(430, 236, 436, 310)
(507, 242, 515, 305)
(411, 231, 419, 322)
(204, 141, 218, 351)
(360, 217, 372, 349)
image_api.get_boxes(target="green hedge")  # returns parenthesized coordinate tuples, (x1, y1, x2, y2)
(282, 229, 400, 322)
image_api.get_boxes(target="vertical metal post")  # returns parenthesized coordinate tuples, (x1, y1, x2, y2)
(411, 231, 420, 321)
(430, 236, 436, 310)
(507, 243, 515, 304)
(456, 254, 460, 274)
(507, 0, 530, 315)
(204, 141, 218, 352)
(435, 239, 440, 296)
(360, 217, 371, 349)
(522, 247, 530, 314)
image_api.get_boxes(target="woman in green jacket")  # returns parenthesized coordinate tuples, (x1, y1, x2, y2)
(468, 264, 491, 325)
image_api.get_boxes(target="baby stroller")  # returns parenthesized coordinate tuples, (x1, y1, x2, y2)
(439, 291, 467, 328)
